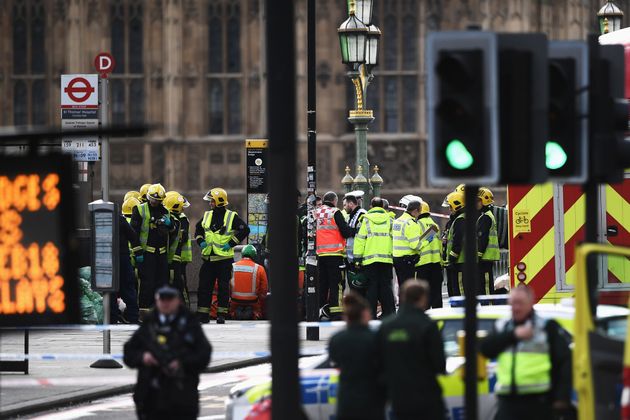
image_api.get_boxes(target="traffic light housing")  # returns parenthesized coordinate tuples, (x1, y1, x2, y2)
(497, 33, 549, 184)
(426, 31, 499, 186)
(546, 41, 589, 183)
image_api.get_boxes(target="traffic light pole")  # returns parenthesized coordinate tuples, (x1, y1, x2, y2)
(305, 0, 319, 342)
(266, 1, 301, 419)
(463, 185, 479, 420)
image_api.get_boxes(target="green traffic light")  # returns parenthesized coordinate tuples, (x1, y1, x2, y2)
(545, 141, 568, 170)
(445, 139, 474, 170)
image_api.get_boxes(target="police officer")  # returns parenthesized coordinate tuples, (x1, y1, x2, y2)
(329, 292, 386, 420)
(131, 183, 176, 315)
(416, 201, 443, 308)
(392, 199, 422, 289)
(315, 191, 354, 321)
(195, 188, 250, 324)
(353, 197, 395, 319)
(343, 191, 367, 267)
(163, 192, 190, 306)
(123, 285, 212, 420)
(481, 286, 572, 420)
(444, 191, 466, 296)
(477, 187, 500, 295)
(376, 280, 446, 420)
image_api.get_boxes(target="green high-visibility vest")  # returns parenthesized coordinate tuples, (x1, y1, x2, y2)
(479, 209, 500, 261)
(353, 208, 393, 266)
(495, 315, 552, 395)
(167, 214, 181, 264)
(446, 213, 465, 264)
(392, 212, 421, 258)
(201, 209, 237, 261)
(180, 213, 193, 263)
(416, 217, 442, 266)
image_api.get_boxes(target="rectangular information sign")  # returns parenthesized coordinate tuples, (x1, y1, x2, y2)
(246, 139, 268, 244)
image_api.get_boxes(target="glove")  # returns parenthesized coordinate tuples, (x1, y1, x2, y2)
(135, 254, 144, 264)
(221, 243, 232, 251)
(161, 216, 172, 227)
(200, 241, 208, 250)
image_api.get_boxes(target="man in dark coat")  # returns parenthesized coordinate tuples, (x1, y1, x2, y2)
(124, 285, 212, 420)
(376, 279, 446, 420)
(329, 292, 386, 420)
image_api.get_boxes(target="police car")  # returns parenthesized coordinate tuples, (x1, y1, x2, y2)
(225, 300, 629, 420)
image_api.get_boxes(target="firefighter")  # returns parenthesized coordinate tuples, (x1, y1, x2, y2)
(131, 183, 176, 315)
(124, 190, 141, 202)
(480, 285, 572, 420)
(229, 244, 268, 320)
(316, 191, 354, 321)
(376, 280, 446, 420)
(353, 197, 395, 319)
(477, 187, 500, 295)
(195, 188, 250, 324)
(123, 285, 212, 420)
(392, 199, 422, 290)
(444, 191, 466, 296)
(329, 292, 386, 420)
(139, 183, 151, 203)
(416, 201, 444, 308)
(114, 197, 142, 323)
(163, 192, 190, 306)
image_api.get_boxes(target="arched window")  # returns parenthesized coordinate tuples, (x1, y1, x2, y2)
(207, 0, 243, 135)
(11, 0, 48, 126)
(110, 0, 145, 126)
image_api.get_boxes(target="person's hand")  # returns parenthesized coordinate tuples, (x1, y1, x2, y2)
(161, 216, 172, 227)
(135, 254, 144, 264)
(142, 352, 158, 367)
(221, 243, 232, 251)
(200, 241, 208, 250)
(514, 323, 534, 340)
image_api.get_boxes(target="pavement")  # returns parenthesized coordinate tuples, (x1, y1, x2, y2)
(0, 321, 337, 418)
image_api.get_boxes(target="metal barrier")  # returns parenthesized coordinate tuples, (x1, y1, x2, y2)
(493, 249, 510, 278)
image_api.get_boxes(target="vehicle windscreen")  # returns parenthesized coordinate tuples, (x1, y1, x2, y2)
(439, 318, 496, 358)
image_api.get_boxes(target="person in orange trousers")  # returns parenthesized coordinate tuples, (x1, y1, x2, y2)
(229, 245, 268, 320)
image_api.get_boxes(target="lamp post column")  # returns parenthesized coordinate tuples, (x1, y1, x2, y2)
(349, 110, 374, 200)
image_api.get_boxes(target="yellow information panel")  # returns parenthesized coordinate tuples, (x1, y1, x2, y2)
(513, 209, 531, 234)
(0, 155, 79, 325)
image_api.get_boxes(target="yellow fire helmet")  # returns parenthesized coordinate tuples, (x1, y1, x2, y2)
(203, 188, 228, 207)
(139, 183, 152, 202)
(122, 197, 141, 216)
(477, 187, 494, 206)
(421, 201, 431, 215)
(124, 190, 141, 202)
(445, 191, 465, 212)
(147, 183, 166, 202)
(167, 190, 191, 209)
(455, 184, 466, 193)
(163, 193, 186, 214)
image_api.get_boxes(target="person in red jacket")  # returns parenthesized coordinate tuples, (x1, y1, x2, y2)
(229, 245, 268, 320)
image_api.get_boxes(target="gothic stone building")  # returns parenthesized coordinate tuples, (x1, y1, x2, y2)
(0, 0, 616, 224)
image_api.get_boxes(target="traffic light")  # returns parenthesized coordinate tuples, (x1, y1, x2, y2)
(426, 31, 499, 186)
(545, 41, 589, 183)
(589, 37, 630, 184)
(497, 33, 549, 184)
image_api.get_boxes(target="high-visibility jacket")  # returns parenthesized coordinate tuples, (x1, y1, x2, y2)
(495, 314, 552, 395)
(167, 215, 182, 264)
(417, 216, 442, 266)
(353, 208, 393, 266)
(446, 213, 466, 264)
(346, 207, 367, 261)
(315, 205, 346, 257)
(231, 258, 268, 302)
(201, 209, 238, 261)
(392, 212, 421, 258)
(478, 209, 500, 261)
(136, 202, 168, 254)
(180, 213, 193, 263)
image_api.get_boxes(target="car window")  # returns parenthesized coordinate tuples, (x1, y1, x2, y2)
(438, 318, 496, 358)
(596, 316, 627, 341)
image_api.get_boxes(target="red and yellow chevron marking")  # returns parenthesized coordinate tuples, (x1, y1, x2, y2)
(605, 183, 630, 285)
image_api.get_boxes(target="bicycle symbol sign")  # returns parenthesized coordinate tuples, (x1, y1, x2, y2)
(513, 209, 531, 234)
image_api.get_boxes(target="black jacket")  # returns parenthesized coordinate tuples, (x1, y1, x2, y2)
(376, 305, 446, 418)
(480, 312, 572, 402)
(477, 205, 493, 256)
(194, 206, 250, 252)
(329, 324, 386, 420)
(123, 306, 212, 418)
(119, 215, 140, 255)
(130, 203, 175, 251)
(448, 210, 465, 264)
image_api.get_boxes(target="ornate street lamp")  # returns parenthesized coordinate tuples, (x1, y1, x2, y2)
(598, 1, 624, 34)
(338, 0, 382, 199)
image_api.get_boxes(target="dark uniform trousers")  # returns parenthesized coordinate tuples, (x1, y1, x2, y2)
(393, 257, 416, 289)
(496, 394, 553, 420)
(364, 262, 395, 318)
(138, 251, 169, 310)
(111, 253, 139, 323)
(445, 265, 461, 297)
(415, 262, 444, 308)
(318, 256, 345, 320)
(170, 261, 190, 307)
(478, 261, 496, 296)
(198, 258, 232, 320)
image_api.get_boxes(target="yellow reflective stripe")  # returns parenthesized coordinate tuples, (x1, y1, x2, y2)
(197, 307, 210, 314)
(438, 372, 490, 398)
(245, 382, 272, 404)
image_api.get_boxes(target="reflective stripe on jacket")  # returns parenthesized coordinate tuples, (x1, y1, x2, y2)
(479, 209, 500, 261)
(446, 213, 465, 264)
(417, 217, 442, 266)
(180, 213, 193, 263)
(353, 208, 393, 266)
(495, 314, 552, 395)
(392, 212, 421, 258)
(315, 206, 346, 257)
(231, 259, 267, 301)
(137, 202, 167, 254)
(201, 210, 237, 261)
